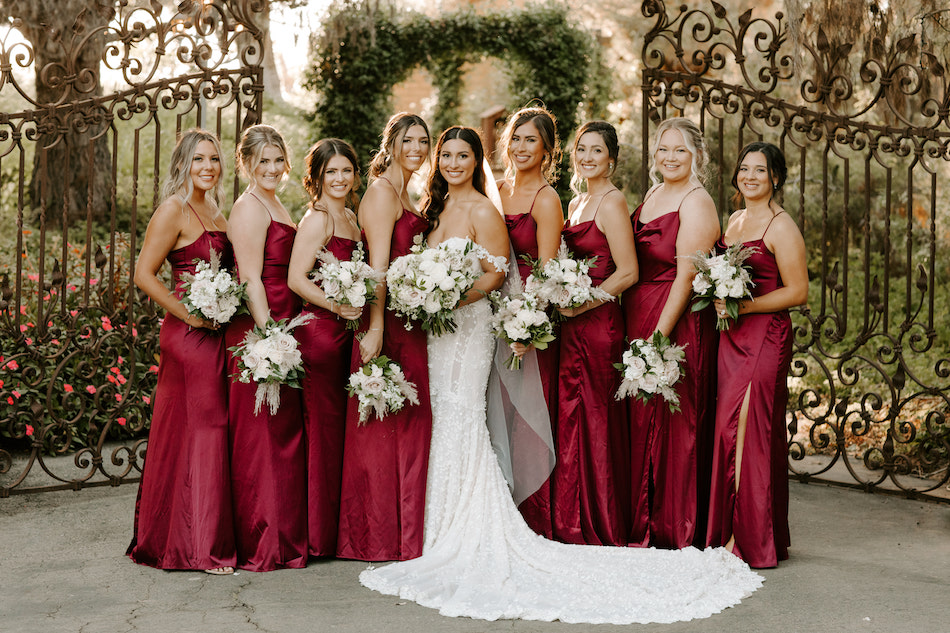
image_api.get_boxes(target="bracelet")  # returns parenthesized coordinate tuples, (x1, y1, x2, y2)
(369, 327, 382, 331)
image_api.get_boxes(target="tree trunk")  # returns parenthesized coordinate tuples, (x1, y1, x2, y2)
(0, 0, 115, 226)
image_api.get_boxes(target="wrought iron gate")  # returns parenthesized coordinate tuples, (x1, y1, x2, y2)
(641, 0, 950, 500)
(0, 0, 264, 495)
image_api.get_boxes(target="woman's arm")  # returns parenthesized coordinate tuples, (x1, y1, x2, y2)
(739, 213, 808, 315)
(458, 199, 510, 307)
(356, 182, 399, 362)
(559, 191, 638, 318)
(653, 190, 720, 337)
(133, 200, 215, 329)
(532, 187, 565, 265)
(227, 196, 272, 328)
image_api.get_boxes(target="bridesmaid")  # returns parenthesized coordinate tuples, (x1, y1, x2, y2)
(495, 106, 563, 538)
(706, 142, 807, 568)
(336, 113, 434, 561)
(287, 139, 363, 558)
(225, 124, 308, 571)
(128, 129, 235, 574)
(554, 121, 638, 546)
(625, 118, 721, 549)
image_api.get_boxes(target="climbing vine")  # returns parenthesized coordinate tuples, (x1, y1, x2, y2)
(305, 0, 610, 190)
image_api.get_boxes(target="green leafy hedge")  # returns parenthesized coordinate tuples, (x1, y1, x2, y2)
(305, 0, 609, 194)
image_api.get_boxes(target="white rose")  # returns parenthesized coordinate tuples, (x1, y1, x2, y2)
(624, 355, 648, 380)
(639, 372, 660, 394)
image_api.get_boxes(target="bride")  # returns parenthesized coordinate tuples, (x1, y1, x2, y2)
(359, 126, 763, 624)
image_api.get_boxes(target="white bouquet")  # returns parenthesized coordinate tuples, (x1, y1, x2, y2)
(347, 355, 420, 425)
(614, 330, 686, 412)
(523, 240, 614, 318)
(489, 291, 555, 370)
(308, 242, 383, 329)
(230, 314, 313, 415)
(687, 243, 758, 330)
(387, 236, 505, 336)
(179, 248, 247, 325)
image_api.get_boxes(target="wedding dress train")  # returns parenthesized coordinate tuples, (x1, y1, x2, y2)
(360, 240, 762, 624)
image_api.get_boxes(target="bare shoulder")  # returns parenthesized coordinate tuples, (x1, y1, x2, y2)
(601, 188, 630, 217)
(297, 206, 331, 239)
(679, 187, 719, 226)
(228, 194, 270, 232)
(770, 209, 804, 241)
(470, 195, 505, 226)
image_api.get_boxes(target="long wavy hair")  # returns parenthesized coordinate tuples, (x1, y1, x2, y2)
(730, 141, 787, 210)
(648, 117, 709, 186)
(569, 120, 619, 195)
(368, 112, 430, 179)
(499, 106, 560, 184)
(422, 126, 486, 237)
(161, 128, 225, 207)
(236, 124, 291, 190)
(302, 138, 361, 210)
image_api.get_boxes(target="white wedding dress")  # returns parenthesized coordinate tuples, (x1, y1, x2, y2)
(360, 239, 763, 624)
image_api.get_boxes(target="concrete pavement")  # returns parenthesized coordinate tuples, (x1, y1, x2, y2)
(1, 481, 948, 633)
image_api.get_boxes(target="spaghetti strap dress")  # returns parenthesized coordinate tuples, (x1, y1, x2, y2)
(225, 212, 308, 571)
(553, 205, 629, 546)
(624, 193, 718, 549)
(296, 235, 358, 557)
(705, 221, 792, 569)
(336, 210, 433, 561)
(127, 215, 237, 570)
(503, 185, 560, 538)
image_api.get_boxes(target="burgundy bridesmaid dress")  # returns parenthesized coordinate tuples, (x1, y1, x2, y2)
(504, 200, 560, 539)
(296, 235, 358, 557)
(226, 218, 308, 572)
(553, 214, 629, 546)
(624, 203, 718, 549)
(128, 227, 237, 570)
(706, 235, 792, 569)
(336, 211, 432, 561)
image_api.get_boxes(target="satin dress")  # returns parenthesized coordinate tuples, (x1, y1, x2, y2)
(504, 201, 560, 539)
(226, 218, 308, 572)
(296, 235, 358, 557)
(336, 210, 433, 561)
(706, 236, 792, 569)
(624, 204, 718, 549)
(128, 228, 236, 570)
(554, 214, 629, 546)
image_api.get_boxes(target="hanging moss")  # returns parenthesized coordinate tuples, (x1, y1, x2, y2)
(304, 0, 610, 196)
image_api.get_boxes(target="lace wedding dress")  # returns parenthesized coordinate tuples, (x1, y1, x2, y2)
(360, 239, 763, 624)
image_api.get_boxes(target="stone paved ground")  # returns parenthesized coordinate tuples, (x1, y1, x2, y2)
(1, 481, 948, 633)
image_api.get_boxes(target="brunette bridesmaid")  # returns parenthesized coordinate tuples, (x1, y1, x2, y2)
(226, 124, 308, 571)
(494, 106, 563, 538)
(336, 113, 433, 561)
(554, 121, 638, 546)
(128, 129, 236, 574)
(706, 142, 807, 568)
(287, 139, 363, 558)
(625, 118, 721, 549)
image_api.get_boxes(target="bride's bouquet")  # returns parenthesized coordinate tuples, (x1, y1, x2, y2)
(523, 240, 614, 318)
(179, 248, 247, 325)
(308, 242, 383, 329)
(489, 291, 555, 370)
(687, 243, 759, 330)
(387, 237, 504, 336)
(614, 330, 686, 412)
(230, 314, 313, 415)
(347, 355, 420, 425)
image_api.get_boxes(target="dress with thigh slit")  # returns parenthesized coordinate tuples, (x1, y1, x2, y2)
(705, 236, 792, 569)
